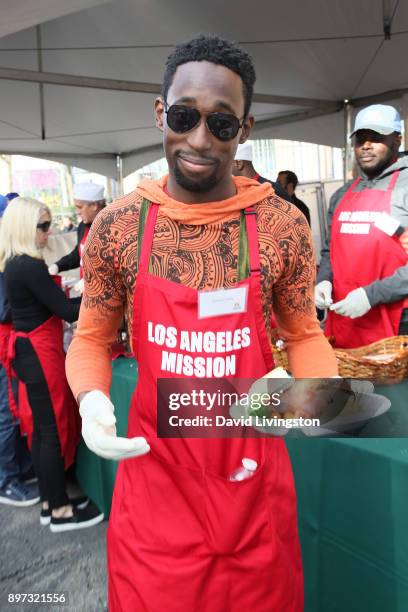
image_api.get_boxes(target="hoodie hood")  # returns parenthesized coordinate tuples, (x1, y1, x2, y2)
(360, 154, 408, 183)
(136, 175, 274, 225)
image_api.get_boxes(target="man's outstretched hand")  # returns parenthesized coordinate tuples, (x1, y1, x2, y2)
(79, 390, 150, 461)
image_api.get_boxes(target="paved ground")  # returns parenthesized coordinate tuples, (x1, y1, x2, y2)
(0, 492, 108, 612)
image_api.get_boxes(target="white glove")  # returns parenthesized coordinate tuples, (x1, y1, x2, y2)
(74, 278, 85, 294)
(48, 263, 59, 275)
(79, 390, 150, 460)
(314, 280, 333, 309)
(330, 287, 371, 319)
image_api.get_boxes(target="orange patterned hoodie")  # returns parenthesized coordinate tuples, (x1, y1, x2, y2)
(66, 176, 338, 399)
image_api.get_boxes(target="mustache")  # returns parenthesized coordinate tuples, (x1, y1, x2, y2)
(175, 151, 219, 164)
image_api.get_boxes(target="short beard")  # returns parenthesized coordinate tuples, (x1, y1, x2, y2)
(173, 163, 218, 193)
(360, 150, 396, 178)
(359, 141, 399, 178)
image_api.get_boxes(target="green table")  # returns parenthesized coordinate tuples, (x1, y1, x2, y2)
(76, 358, 138, 517)
(77, 358, 408, 612)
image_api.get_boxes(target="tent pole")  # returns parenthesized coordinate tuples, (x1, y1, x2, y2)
(343, 101, 353, 182)
(36, 26, 46, 140)
(116, 154, 124, 196)
(401, 93, 408, 152)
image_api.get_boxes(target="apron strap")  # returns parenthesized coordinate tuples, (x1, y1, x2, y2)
(237, 210, 249, 281)
(243, 206, 261, 275)
(137, 198, 152, 268)
(138, 200, 158, 275)
(387, 170, 400, 191)
(7, 329, 27, 363)
(344, 176, 361, 196)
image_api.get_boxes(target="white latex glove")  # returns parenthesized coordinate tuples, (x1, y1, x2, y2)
(73, 278, 85, 294)
(330, 287, 371, 319)
(314, 280, 333, 309)
(79, 390, 150, 460)
(48, 263, 59, 275)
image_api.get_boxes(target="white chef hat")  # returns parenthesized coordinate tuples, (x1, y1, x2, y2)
(73, 182, 105, 202)
(234, 141, 253, 162)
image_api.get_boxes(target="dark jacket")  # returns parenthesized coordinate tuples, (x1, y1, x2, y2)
(292, 194, 311, 226)
(257, 175, 291, 201)
(55, 222, 91, 272)
(0, 272, 11, 324)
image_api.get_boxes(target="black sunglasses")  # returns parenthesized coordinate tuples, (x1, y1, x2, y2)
(37, 221, 51, 232)
(164, 103, 245, 141)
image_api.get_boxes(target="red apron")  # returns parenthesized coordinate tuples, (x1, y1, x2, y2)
(8, 315, 80, 469)
(107, 203, 303, 611)
(0, 321, 33, 442)
(79, 226, 90, 279)
(0, 322, 17, 415)
(325, 171, 408, 348)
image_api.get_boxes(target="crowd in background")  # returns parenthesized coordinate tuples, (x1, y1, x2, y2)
(1, 102, 408, 536)
(0, 186, 105, 531)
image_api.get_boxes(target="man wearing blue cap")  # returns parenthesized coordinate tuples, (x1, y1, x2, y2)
(315, 104, 408, 348)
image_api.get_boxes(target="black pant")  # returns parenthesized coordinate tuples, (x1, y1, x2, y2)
(12, 338, 69, 510)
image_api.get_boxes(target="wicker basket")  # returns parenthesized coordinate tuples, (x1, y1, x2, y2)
(271, 334, 408, 384)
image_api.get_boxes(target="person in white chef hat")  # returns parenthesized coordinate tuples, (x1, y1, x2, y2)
(232, 141, 290, 200)
(48, 182, 106, 293)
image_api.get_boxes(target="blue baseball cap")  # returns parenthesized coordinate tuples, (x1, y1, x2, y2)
(0, 194, 8, 218)
(350, 104, 401, 138)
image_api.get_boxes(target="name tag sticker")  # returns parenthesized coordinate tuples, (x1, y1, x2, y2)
(374, 212, 400, 236)
(198, 286, 248, 319)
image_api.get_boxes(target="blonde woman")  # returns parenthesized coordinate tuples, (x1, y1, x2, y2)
(0, 195, 39, 508)
(0, 198, 103, 532)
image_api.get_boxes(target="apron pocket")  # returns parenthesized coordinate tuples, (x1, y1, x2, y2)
(120, 453, 206, 555)
(204, 462, 272, 555)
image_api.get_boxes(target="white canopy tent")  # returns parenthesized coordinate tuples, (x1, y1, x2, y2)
(0, 0, 407, 178)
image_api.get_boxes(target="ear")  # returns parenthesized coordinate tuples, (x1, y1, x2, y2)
(155, 97, 165, 132)
(239, 114, 255, 144)
(234, 160, 245, 172)
(394, 133, 402, 152)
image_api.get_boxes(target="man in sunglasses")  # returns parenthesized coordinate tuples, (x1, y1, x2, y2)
(67, 34, 337, 611)
(315, 104, 408, 348)
(48, 182, 105, 295)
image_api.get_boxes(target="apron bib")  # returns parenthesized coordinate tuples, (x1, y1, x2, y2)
(325, 171, 408, 348)
(107, 202, 303, 612)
